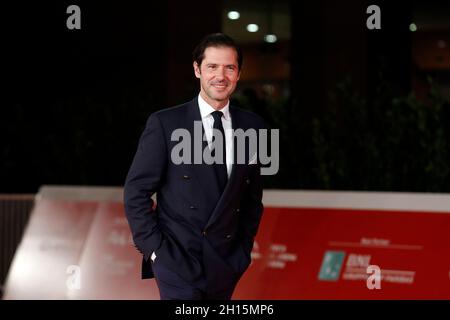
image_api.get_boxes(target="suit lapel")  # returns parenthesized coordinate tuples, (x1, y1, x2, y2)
(186, 99, 249, 228)
(205, 105, 247, 228)
(186, 98, 222, 201)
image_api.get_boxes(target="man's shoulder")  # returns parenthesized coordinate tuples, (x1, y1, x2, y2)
(151, 99, 194, 120)
(230, 105, 266, 129)
(144, 99, 197, 130)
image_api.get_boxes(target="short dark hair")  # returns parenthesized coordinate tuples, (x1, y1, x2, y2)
(192, 33, 243, 71)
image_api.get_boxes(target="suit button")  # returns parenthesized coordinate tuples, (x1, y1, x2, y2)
(189, 205, 196, 209)
(246, 178, 251, 184)
(202, 230, 207, 236)
(235, 208, 240, 213)
(183, 175, 190, 180)
(226, 234, 232, 239)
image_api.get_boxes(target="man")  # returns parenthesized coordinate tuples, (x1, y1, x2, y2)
(124, 33, 265, 300)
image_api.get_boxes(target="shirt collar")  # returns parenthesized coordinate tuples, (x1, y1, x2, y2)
(198, 94, 231, 121)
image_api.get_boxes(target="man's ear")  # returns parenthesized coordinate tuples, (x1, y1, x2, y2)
(193, 62, 201, 79)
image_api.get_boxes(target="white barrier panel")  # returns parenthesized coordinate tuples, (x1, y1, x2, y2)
(4, 186, 450, 299)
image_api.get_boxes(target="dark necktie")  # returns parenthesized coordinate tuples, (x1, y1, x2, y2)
(211, 111, 228, 192)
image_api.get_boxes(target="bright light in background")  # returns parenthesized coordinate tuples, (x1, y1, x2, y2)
(409, 23, 417, 32)
(247, 24, 259, 32)
(264, 34, 277, 43)
(227, 11, 240, 20)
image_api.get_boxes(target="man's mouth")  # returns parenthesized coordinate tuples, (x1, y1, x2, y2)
(211, 83, 228, 89)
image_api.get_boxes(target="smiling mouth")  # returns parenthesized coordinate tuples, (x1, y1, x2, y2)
(212, 83, 228, 89)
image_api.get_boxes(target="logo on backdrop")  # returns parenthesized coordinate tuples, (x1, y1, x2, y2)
(318, 251, 346, 281)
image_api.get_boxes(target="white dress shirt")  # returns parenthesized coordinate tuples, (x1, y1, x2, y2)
(197, 94, 233, 177)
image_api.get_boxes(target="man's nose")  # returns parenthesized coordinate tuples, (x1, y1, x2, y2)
(215, 67, 226, 79)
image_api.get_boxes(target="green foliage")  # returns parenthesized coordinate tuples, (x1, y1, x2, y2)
(235, 78, 450, 192)
(309, 77, 450, 191)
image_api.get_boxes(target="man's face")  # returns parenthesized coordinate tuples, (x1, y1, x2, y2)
(193, 46, 240, 109)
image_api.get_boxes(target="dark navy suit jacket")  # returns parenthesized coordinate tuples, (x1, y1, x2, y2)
(124, 97, 265, 290)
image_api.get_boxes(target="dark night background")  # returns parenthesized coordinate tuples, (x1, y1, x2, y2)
(2, 0, 450, 193)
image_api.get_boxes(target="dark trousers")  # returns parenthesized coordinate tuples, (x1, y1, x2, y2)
(152, 258, 237, 300)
